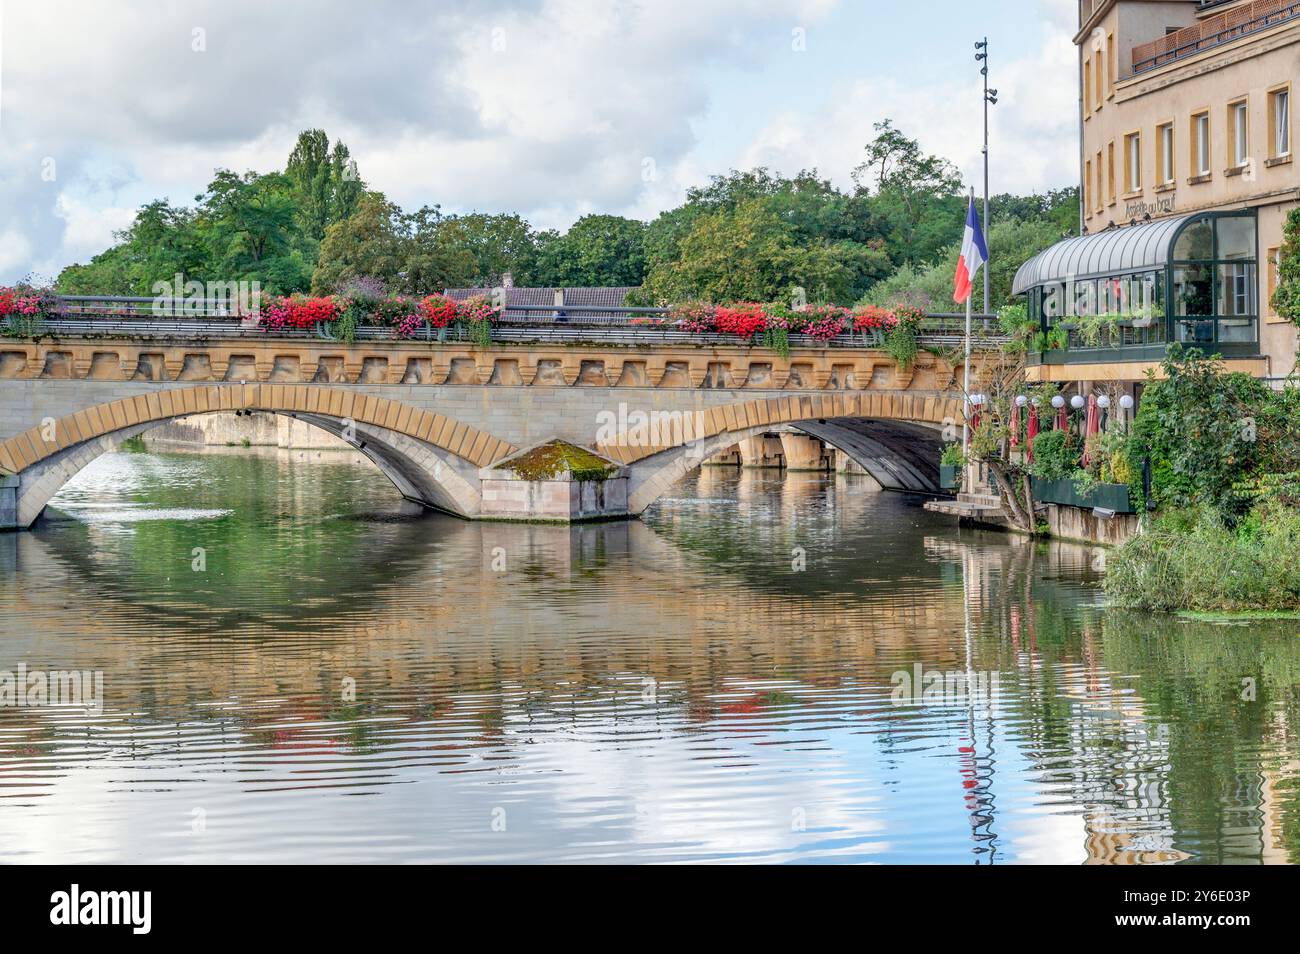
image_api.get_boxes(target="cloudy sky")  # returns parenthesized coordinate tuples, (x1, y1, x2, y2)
(0, 0, 1079, 283)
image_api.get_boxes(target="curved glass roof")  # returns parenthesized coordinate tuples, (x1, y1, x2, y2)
(1012, 213, 1197, 295)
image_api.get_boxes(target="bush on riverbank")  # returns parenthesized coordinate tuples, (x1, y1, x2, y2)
(1102, 346, 1300, 613)
(1130, 346, 1286, 514)
(1106, 503, 1300, 613)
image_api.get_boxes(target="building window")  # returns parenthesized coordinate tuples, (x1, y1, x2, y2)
(1107, 140, 1116, 203)
(1267, 246, 1281, 317)
(1224, 262, 1251, 315)
(1157, 122, 1174, 184)
(1171, 213, 1258, 348)
(1269, 86, 1290, 157)
(1229, 98, 1248, 168)
(1124, 132, 1141, 192)
(1084, 159, 1091, 215)
(1107, 32, 1116, 91)
(1192, 111, 1210, 176)
(1084, 59, 1092, 114)
(1096, 150, 1104, 211)
(1095, 48, 1104, 108)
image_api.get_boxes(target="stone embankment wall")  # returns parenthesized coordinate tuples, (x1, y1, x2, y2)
(144, 412, 349, 450)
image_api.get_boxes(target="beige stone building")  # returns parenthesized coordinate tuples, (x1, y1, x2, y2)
(1018, 0, 1299, 387)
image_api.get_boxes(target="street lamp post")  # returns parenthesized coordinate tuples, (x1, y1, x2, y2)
(975, 39, 997, 318)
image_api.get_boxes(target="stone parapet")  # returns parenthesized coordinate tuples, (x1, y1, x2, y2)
(0, 336, 971, 393)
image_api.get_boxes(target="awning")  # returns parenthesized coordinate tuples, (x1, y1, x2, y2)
(1012, 213, 1198, 296)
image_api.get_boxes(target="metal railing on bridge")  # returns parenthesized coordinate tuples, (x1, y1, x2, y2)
(44, 296, 1003, 350)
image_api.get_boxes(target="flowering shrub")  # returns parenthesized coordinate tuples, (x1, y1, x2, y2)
(259, 295, 340, 332)
(252, 289, 503, 342)
(0, 284, 62, 335)
(714, 303, 767, 339)
(852, 305, 899, 332)
(392, 312, 426, 338)
(669, 301, 715, 334)
(456, 295, 499, 324)
(892, 305, 925, 328)
(760, 302, 796, 329)
(795, 304, 848, 341)
(884, 306, 925, 367)
(419, 294, 458, 329)
(456, 294, 500, 347)
(370, 295, 416, 328)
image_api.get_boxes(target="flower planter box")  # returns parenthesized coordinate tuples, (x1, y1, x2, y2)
(939, 464, 961, 491)
(1031, 477, 1134, 513)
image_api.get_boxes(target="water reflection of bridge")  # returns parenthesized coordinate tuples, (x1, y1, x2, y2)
(3, 482, 1299, 862)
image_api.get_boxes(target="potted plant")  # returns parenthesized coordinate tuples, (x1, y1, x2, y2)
(939, 442, 965, 491)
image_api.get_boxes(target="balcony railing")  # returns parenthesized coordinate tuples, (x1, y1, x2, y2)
(1132, 0, 1300, 73)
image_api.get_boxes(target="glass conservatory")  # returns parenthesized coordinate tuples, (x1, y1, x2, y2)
(1012, 210, 1259, 362)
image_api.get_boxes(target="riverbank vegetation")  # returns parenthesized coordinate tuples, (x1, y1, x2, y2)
(49, 125, 1075, 314)
(1104, 347, 1300, 613)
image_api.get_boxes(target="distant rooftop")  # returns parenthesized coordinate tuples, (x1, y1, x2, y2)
(444, 285, 637, 317)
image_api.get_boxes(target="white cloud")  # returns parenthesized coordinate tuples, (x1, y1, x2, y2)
(0, 0, 1075, 282)
(53, 194, 136, 262)
(0, 228, 34, 277)
(739, 8, 1077, 197)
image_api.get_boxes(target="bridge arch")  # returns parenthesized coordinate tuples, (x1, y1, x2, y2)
(595, 392, 960, 513)
(0, 384, 515, 528)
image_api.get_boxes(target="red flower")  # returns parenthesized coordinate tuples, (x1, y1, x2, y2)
(258, 295, 339, 331)
(852, 305, 898, 331)
(714, 303, 767, 339)
(795, 304, 848, 341)
(419, 294, 458, 328)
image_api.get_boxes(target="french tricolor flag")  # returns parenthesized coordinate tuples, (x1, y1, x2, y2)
(952, 197, 988, 304)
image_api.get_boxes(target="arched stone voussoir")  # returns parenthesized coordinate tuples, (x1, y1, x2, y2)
(1, 385, 515, 528)
(600, 391, 962, 470)
(0, 384, 516, 474)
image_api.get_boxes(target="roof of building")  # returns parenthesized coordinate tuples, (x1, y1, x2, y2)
(444, 286, 636, 310)
(1012, 214, 1198, 294)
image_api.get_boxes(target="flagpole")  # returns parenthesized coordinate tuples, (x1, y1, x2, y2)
(963, 188, 974, 454)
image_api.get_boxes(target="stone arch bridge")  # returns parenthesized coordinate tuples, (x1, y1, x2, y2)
(0, 337, 983, 528)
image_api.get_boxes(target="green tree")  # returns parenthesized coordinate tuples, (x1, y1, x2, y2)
(1272, 207, 1300, 327)
(852, 120, 965, 267)
(640, 198, 881, 304)
(398, 205, 478, 294)
(432, 213, 539, 287)
(285, 129, 364, 244)
(311, 192, 407, 293)
(195, 170, 312, 292)
(534, 214, 646, 286)
(1133, 346, 1270, 513)
(990, 187, 1079, 234)
(856, 260, 954, 311)
(57, 200, 207, 294)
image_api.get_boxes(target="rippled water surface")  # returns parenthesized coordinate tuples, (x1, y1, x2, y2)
(2, 447, 1299, 864)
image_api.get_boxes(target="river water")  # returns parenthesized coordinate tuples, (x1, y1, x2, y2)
(1, 447, 1298, 864)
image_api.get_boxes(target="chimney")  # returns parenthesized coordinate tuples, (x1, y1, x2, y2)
(501, 271, 514, 289)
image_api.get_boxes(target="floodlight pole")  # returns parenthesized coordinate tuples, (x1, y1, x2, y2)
(979, 37, 992, 316)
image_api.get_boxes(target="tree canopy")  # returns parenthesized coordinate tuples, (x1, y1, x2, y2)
(55, 122, 1078, 308)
